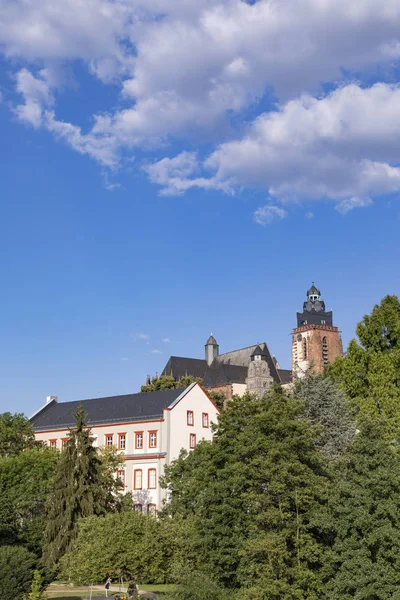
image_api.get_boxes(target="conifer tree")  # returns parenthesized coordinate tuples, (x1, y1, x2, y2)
(43, 405, 108, 568)
(295, 374, 355, 459)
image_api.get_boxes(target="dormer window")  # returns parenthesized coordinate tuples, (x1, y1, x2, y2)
(254, 354, 261, 361)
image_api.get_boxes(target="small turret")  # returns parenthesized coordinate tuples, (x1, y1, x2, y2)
(205, 334, 219, 366)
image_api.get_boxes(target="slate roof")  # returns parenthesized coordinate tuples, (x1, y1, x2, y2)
(277, 369, 292, 385)
(162, 342, 290, 386)
(203, 364, 248, 387)
(30, 388, 186, 432)
(162, 356, 208, 380)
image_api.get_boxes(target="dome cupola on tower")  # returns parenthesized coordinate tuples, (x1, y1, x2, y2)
(307, 283, 321, 301)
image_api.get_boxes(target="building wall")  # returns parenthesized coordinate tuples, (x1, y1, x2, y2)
(292, 324, 343, 377)
(33, 385, 219, 513)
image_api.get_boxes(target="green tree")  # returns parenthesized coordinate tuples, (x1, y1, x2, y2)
(23, 570, 48, 600)
(141, 375, 202, 393)
(60, 511, 176, 585)
(319, 421, 400, 599)
(166, 568, 232, 600)
(0, 412, 35, 457)
(43, 405, 111, 568)
(295, 374, 355, 459)
(0, 446, 59, 554)
(329, 295, 400, 437)
(161, 391, 330, 598)
(207, 390, 225, 411)
(0, 545, 36, 600)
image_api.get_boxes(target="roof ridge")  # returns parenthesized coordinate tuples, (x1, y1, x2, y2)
(45, 387, 182, 407)
(219, 343, 264, 356)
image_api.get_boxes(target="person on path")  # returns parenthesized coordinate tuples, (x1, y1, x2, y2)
(105, 576, 112, 597)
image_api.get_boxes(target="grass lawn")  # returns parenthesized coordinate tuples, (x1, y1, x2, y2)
(139, 584, 176, 593)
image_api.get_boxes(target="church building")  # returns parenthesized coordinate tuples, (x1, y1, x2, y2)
(162, 284, 343, 398)
(292, 284, 343, 378)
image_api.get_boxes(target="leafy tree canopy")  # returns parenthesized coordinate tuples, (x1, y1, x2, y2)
(329, 295, 400, 437)
(141, 374, 202, 393)
(0, 412, 35, 457)
(0, 545, 36, 600)
(0, 446, 59, 554)
(60, 511, 176, 585)
(161, 390, 331, 599)
(319, 421, 400, 599)
(23, 570, 48, 600)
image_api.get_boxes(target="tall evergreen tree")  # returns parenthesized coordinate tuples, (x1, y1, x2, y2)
(295, 375, 355, 460)
(43, 405, 109, 568)
(320, 421, 400, 599)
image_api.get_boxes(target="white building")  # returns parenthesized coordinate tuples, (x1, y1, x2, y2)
(30, 383, 219, 514)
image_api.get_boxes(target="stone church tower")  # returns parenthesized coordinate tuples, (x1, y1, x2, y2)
(292, 284, 343, 378)
(245, 345, 273, 397)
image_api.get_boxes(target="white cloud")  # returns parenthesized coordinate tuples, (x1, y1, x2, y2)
(4, 0, 400, 211)
(254, 205, 288, 225)
(305, 212, 314, 219)
(151, 349, 162, 354)
(120, 357, 129, 361)
(14, 68, 54, 128)
(162, 338, 170, 343)
(335, 196, 373, 214)
(157, 83, 400, 209)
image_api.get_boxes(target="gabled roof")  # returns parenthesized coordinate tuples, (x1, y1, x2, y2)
(161, 356, 207, 380)
(203, 363, 248, 387)
(277, 369, 292, 385)
(30, 387, 194, 432)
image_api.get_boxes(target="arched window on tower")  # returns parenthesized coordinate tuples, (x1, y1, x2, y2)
(322, 336, 329, 365)
(303, 338, 307, 360)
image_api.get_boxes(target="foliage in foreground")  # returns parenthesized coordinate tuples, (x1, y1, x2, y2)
(140, 374, 202, 393)
(319, 420, 400, 599)
(329, 294, 400, 437)
(0, 545, 36, 600)
(0, 446, 59, 554)
(0, 411, 35, 457)
(60, 511, 176, 585)
(161, 390, 331, 598)
(43, 406, 122, 569)
(23, 570, 48, 600)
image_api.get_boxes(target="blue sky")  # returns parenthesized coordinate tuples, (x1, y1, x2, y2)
(0, 0, 400, 415)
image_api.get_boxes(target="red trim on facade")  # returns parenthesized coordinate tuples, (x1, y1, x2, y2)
(134, 469, 142, 490)
(33, 418, 163, 435)
(118, 432, 127, 450)
(125, 455, 165, 461)
(187, 410, 194, 426)
(135, 431, 144, 449)
(189, 433, 196, 449)
(148, 430, 158, 448)
(104, 433, 114, 447)
(198, 383, 222, 414)
(148, 468, 157, 489)
(147, 504, 157, 515)
(202, 413, 209, 428)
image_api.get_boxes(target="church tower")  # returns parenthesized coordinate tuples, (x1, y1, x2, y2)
(246, 345, 273, 398)
(292, 284, 343, 378)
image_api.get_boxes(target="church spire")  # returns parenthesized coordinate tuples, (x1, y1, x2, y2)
(205, 334, 219, 366)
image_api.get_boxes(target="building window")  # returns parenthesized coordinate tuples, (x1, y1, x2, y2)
(105, 434, 114, 447)
(321, 319, 326, 325)
(61, 438, 69, 449)
(49, 439, 57, 449)
(190, 434, 196, 449)
(117, 470, 125, 486)
(134, 504, 142, 513)
(322, 336, 329, 365)
(148, 468, 157, 489)
(202, 413, 209, 428)
(147, 504, 156, 516)
(302, 338, 307, 360)
(135, 432, 143, 449)
(118, 434, 126, 450)
(149, 431, 158, 448)
(134, 469, 143, 490)
(187, 410, 194, 426)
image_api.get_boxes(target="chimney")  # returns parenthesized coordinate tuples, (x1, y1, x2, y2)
(46, 395, 58, 404)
